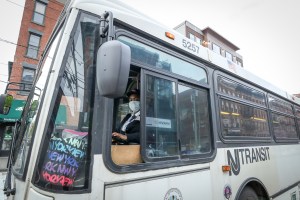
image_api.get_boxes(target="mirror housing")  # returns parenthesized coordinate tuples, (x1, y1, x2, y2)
(96, 40, 131, 98)
(0, 94, 13, 115)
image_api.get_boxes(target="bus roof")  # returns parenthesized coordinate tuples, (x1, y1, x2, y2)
(69, 0, 300, 105)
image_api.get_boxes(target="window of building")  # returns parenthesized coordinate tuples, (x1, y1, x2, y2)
(195, 37, 202, 45)
(21, 68, 35, 92)
(26, 33, 41, 59)
(237, 60, 242, 66)
(33, 1, 47, 25)
(189, 33, 202, 45)
(225, 51, 233, 61)
(212, 43, 221, 55)
(189, 33, 195, 41)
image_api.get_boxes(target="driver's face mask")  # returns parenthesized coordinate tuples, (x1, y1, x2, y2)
(129, 101, 140, 113)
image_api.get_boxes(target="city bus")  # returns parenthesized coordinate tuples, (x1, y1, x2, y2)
(1, 0, 300, 199)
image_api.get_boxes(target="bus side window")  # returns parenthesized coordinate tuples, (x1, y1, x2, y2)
(145, 75, 178, 158)
(178, 84, 211, 154)
(111, 69, 143, 165)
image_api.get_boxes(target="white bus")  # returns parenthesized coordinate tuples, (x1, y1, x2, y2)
(1, 0, 300, 199)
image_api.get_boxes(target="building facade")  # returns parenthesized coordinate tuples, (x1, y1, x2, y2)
(6, 0, 67, 99)
(174, 21, 243, 67)
(1, 0, 66, 171)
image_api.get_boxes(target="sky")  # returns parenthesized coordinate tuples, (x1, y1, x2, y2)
(0, 0, 25, 93)
(0, 0, 299, 95)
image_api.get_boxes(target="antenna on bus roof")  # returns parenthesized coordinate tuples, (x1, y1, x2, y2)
(100, 11, 114, 41)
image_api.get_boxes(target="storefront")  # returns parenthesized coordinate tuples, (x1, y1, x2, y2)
(0, 101, 67, 157)
(0, 99, 26, 157)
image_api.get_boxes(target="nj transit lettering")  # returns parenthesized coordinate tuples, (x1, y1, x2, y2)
(227, 147, 270, 176)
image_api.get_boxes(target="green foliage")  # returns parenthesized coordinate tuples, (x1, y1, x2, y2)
(30, 100, 39, 112)
(4, 95, 13, 107)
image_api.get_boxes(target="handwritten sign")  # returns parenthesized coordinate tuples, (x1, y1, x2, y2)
(41, 129, 87, 187)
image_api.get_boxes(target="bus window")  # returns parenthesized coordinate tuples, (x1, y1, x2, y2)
(0, 125, 14, 155)
(178, 84, 211, 154)
(113, 69, 140, 136)
(34, 13, 99, 191)
(297, 119, 300, 134)
(220, 99, 270, 138)
(296, 106, 300, 136)
(268, 95, 297, 141)
(145, 75, 178, 158)
(295, 106, 300, 118)
(118, 36, 207, 84)
(217, 76, 266, 106)
(111, 68, 143, 165)
(271, 113, 298, 139)
(268, 95, 293, 115)
(144, 74, 212, 160)
(13, 87, 41, 176)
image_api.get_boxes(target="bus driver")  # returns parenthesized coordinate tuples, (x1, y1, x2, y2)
(112, 89, 140, 144)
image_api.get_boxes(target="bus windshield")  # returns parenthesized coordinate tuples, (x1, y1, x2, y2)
(33, 12, 99, 191)
(12, 29, 62, 177)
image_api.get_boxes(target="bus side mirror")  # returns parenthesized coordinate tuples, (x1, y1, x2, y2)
(96, 40, 131, 98)
(0, 94, 13, 115)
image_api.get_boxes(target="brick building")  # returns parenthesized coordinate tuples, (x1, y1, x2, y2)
(7, 0, 67, 99)
(174, 21, 243, 67)
(0, 0, 67, 170)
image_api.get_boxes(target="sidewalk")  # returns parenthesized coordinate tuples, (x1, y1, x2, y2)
(0, 172, 7, 200)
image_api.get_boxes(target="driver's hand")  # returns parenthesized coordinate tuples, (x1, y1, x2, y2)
(112, 132, 127, 141)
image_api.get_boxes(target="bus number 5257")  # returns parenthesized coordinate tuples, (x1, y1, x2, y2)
(182, 38, 199, 54)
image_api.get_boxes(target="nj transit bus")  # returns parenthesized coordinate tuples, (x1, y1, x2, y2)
(1, 0, 300, 199)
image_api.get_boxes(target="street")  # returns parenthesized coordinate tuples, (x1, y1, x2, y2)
(0, 172, 7, 200)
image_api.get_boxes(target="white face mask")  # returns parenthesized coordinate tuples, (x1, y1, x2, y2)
(129, 101, 140, 113)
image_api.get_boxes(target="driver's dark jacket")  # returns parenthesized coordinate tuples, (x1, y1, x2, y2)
(115, 113, 140, 144)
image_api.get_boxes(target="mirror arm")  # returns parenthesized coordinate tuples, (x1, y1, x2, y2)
(100, 11, 114, 40)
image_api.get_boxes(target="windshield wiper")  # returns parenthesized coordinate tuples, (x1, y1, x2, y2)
(3, 121, 19, 197)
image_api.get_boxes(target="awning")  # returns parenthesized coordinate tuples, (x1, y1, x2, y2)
(0, 101, 67, 125)
(0, 99, 26, 123)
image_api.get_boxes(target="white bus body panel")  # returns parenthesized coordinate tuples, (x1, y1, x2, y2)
(95, 154, 212, 200)
(105, 169, 212, 200)
(274, 187, 300, 200)
(216, 144, 300, 199)
(27, 188, 53, 200)
(105, 171, 212, 200)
